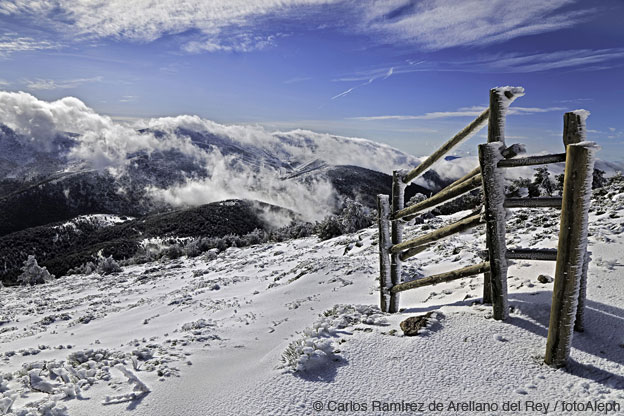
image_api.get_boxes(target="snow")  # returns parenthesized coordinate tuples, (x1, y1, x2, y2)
(0, 180, 623, 415)
(493, 86, 525, 142)
(55, 214, 132, 231)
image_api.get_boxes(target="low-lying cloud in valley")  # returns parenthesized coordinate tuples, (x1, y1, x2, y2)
(2, 91, 471, 222)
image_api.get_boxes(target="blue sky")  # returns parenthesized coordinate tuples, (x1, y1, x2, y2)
(0, 0, 623, 161)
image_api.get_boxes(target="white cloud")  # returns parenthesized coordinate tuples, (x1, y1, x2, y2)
(24, 76, 102, 90)
(0, 91, 195, 167)
(475, 49, 624, 72)
(331, 87, 355, 100)
(360, 0, 591, 50)
(0, 0, 597, 55)
(182, 33, 280, 53)
(284, 76, 312, 84)
(330, 66, 393, 100)
(119, 95, 137, 102)
(0, 0, 334, 52)
(0, 91, 424, 220)
(0, 34, 59, 57)
(335, 48, 624, 85)
(351, 106, 564, 121)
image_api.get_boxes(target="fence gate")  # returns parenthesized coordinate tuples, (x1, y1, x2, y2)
(376, 87, 598, 367)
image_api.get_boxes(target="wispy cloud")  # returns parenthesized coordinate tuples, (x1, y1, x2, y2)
(607, 127, 624, 140)
(0, 0, 598, 55)
(119, 95, 137, 103)
(182, 33, 280, 54)
(351, 106, 565, 121)
(474, 49, 624, 72)
(284, 76, 312, 84)
(335, 48, 624, 84)
(361, 0, 593, 50)
(0, 0, 324, 53)
(331, 87, 356, 100)
(24, 76, 103, 90)
(0, 34, 59, 57)
(331, 66, 393, 100)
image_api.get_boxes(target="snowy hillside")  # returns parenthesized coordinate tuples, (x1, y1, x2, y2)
(1, 177, 622, 415)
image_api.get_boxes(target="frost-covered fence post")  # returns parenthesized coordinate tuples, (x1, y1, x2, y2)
(479, 141, 509, 321)
(563, 111, 588, 146)
(377, 194, 392, 313)
(390, 171, 406, 313)
(562, 110, 592, 333)
(545, 141, 598, 368)
(483, 87, 521, 303)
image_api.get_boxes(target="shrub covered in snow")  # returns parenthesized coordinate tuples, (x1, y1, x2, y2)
(316, 199, 375, 240)
(406, 193, 428, 207)
(16, 255, 54, 285)
(96, 255, 122, 275)
(165, 243, 184, 260)
(66, 261, 97, 276)
(315, 215, 344, 240)
(281, 304, 387, 373)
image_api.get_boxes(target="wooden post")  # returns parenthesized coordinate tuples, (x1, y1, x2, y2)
(487, 88, 509, 144)
(562, 110, 592, 333)
(544, 141, 598, 368)
(377, 194, 392, 313)
(483, 88, 505, 304)
(563, 111, 588, 146)
(479, 142, 508, 320)
(390, 171, 406, 313)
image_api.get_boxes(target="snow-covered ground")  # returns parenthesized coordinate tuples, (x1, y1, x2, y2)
(1, 184, 623, 415)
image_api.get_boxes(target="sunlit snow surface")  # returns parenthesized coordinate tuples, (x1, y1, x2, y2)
(1, 183, 623, 415)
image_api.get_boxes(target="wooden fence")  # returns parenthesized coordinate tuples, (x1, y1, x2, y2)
(376, 87, 598, 368)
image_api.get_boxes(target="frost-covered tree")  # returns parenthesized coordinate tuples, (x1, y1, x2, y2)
(17, 255, 54, 285)
(533, 167, 554, 196)
(315, 199, 374, 240)
(592, 168, 607, 189)
(506, 177, 531, 198)
(339, 199, 373, 234)
(555, 173, 565, 195)
(316, 215, 343, 240)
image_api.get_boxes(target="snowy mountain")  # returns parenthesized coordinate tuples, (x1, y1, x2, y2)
(0, 175, 622, 415)
(0, 92, 449, 236)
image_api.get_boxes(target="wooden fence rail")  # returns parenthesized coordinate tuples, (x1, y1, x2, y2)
(391, 262, 490, 293)
(376, 86, 597, 368)
(402, 110, 490, 184)
(504, 197, 562, 208)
